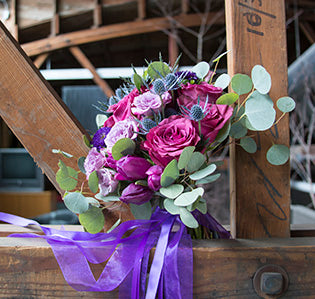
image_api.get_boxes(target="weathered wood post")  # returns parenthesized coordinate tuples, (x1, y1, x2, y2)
(225, 0, 291, 238)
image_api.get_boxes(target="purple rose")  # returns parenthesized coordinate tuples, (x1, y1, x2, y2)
(84, 147, 106, 178)
(142, 115, 200, 167)
(120, 183, 154, 205)
(97, 168, 118, 196)
(146, 165, 163, 191)
(115, 156, 152, 181)
(177, 82, 223, 104)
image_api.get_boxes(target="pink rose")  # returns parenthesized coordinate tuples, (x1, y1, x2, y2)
(97, 168, 118, 196)
(177, 82, 223, 104)
(104, 88, 139, 127)
(131, 91, 162, 116)
(142, 115, 200, 167)
(84, 147, 106, 178)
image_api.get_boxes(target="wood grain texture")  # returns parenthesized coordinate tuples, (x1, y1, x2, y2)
(225, 0, 291, 238)
(1, 235, 315, 298)
(21, 13, 225, 57)
(0, 20, 89, 194)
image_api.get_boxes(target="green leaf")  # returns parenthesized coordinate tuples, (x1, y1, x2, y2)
(78, 156, 86, 174)
(83, 135, 91, 148)
(133, 73, 143, 91)
(160, 159, 179, 187)
(240, 137, 257, 153)
(266, 144, 290, 165)
(129, 201, 152, 220)
(95, 114, 108, 128)
(64, 192, 89, 214)
(276, 96, 296, 113)
(187, 152, 206, 173)
(86, 197, 100, 207)
(88, 171, 99, 193)
(189, 164, 217, 180)
(147, 61, 171, 79)
(191, 61, 210, 79)
(231, 74, 253, 95)
(164, 198, 181, 215)
(229, 122, 248, 138)
(216, 93, 239, 105)
(56, 163, 78, 191)
(212, 49, 231, 63)
(178, 146, 195, 170)
(79, 205, 105, 234)
(214, 73, 231, 89)
(196, 200, 207, 214)
(196, 173, 221, 185)
(244, 116, 257, 131)
(174, 187, 204, 206)
(111, 138, 136, 160)
(135, 180, 148, 187)
(179, 208, 199, 228)
(251, 65, 271, 94)
(245, 91, 276, 131)
(95, 193, 120, 202)
(160, 184, 184, 199)
(215, 121, 231, 142)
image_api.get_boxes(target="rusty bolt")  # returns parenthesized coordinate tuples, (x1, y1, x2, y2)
(260, 272, 283, 295)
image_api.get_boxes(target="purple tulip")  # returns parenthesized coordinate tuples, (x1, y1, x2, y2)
(120, 183, 154, 205)
(146, 165, 163, 191)
(116, 156, 152, 181)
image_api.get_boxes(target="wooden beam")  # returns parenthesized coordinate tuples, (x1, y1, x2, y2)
(51, 0, 60, 36)
(137, 0, 146, 20)
(33, 53, 50, 69)
(0, 21, 88, 194)
(1, 234, 315, 297)
(21, 13, 225, 57)
(93, 0, 103, 28)
(69, 46, 114, 97)
(299, 22, 315, 44)
(168, 31, 179, 67)
(225, 0, 290, 238)
(181, 0, 190, 14)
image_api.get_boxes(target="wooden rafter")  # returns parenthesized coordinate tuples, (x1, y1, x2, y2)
(21, 13, 225, 57)
(51, 0, 60, 36)
(137, 0, 146, 20)
(33, 53, 50, 69)
(68, 46, 114, 97)
(300, 22, 315, 44)
(93, 0, 103, 28)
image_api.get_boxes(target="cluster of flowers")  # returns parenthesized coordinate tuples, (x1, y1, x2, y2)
(56, 56, 295, 232)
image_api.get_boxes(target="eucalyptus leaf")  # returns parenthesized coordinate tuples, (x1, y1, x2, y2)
(95, 114, 108, 128)
(64, 192, 89, 214)
(111, 138, 136, 160)
(251, 65, 271, 94)
(174, 187, 204, 206)
(231, 74, 253, 95)
(160, 159, 179, 187)
(276, 96, 296, 113)
(196, 173, 221, 185)
(179, 208, 199, 228)
(191, 61, 210, 79)
(266, 144, 290, 165)
(164, 198, 181, 215)
(78, 156, 86, 174)
(214, 73, 231, 89)
(130, 201, 152, 220)
(56, 164, 78, 191)
(178, 146, 195, 170)
(160, 184, 184, 199)
(245, 91, 276, 131)
(79, 205, 105, 234)
(86, 197, 100, 207)
(215, 121, 231, 142)
(95, 193, 120, 202)
(229, 122, 248, 138)
(88, 170, 99, 193)
(240, 137, 257, 153)
(187, 152, 206, 173)
(216, 93, 239, 105)
(133, 73, 143, 91)
(83, 135, 91, 148)
(147, 61, 170, 79)
(196, 200, 207, 214)
(189, 164, 217, 180)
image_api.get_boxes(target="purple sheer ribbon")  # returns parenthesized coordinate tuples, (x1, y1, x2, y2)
(0, 209, 229, 298)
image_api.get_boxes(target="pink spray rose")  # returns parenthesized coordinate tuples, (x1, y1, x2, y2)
(142, 115, 200, 167)
(84, 147, 106, 178)
(177, 82, 223, 104)
(97, 168, 118, 197)
(131, 91, 162, 116)
(146, 165, 163, 191)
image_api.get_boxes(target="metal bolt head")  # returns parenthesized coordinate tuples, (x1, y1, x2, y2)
(260, 272, 284, 295)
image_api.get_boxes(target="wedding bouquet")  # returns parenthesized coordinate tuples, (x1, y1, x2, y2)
(48, 54, 295, 297)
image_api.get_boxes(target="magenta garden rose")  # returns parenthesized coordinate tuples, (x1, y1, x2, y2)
(142, 115, 200, 167)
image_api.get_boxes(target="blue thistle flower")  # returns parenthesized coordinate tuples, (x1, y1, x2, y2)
(142, 118, 157, 131)
(153, 79, 167, 95)
(164, 73, 178, 89)
(180, 96, 209, 121)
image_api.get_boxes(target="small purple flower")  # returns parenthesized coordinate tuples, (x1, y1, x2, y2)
(115, 156, 152, 181)
(97, 168, 118, 196)
(104, 119, 138, 152)
(84, 147, 106, 178)
(175, 71, 199, 82)
(92, 127, 111, 150)
(146, 165, 163, 191)
(120, 183, 153, 205)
